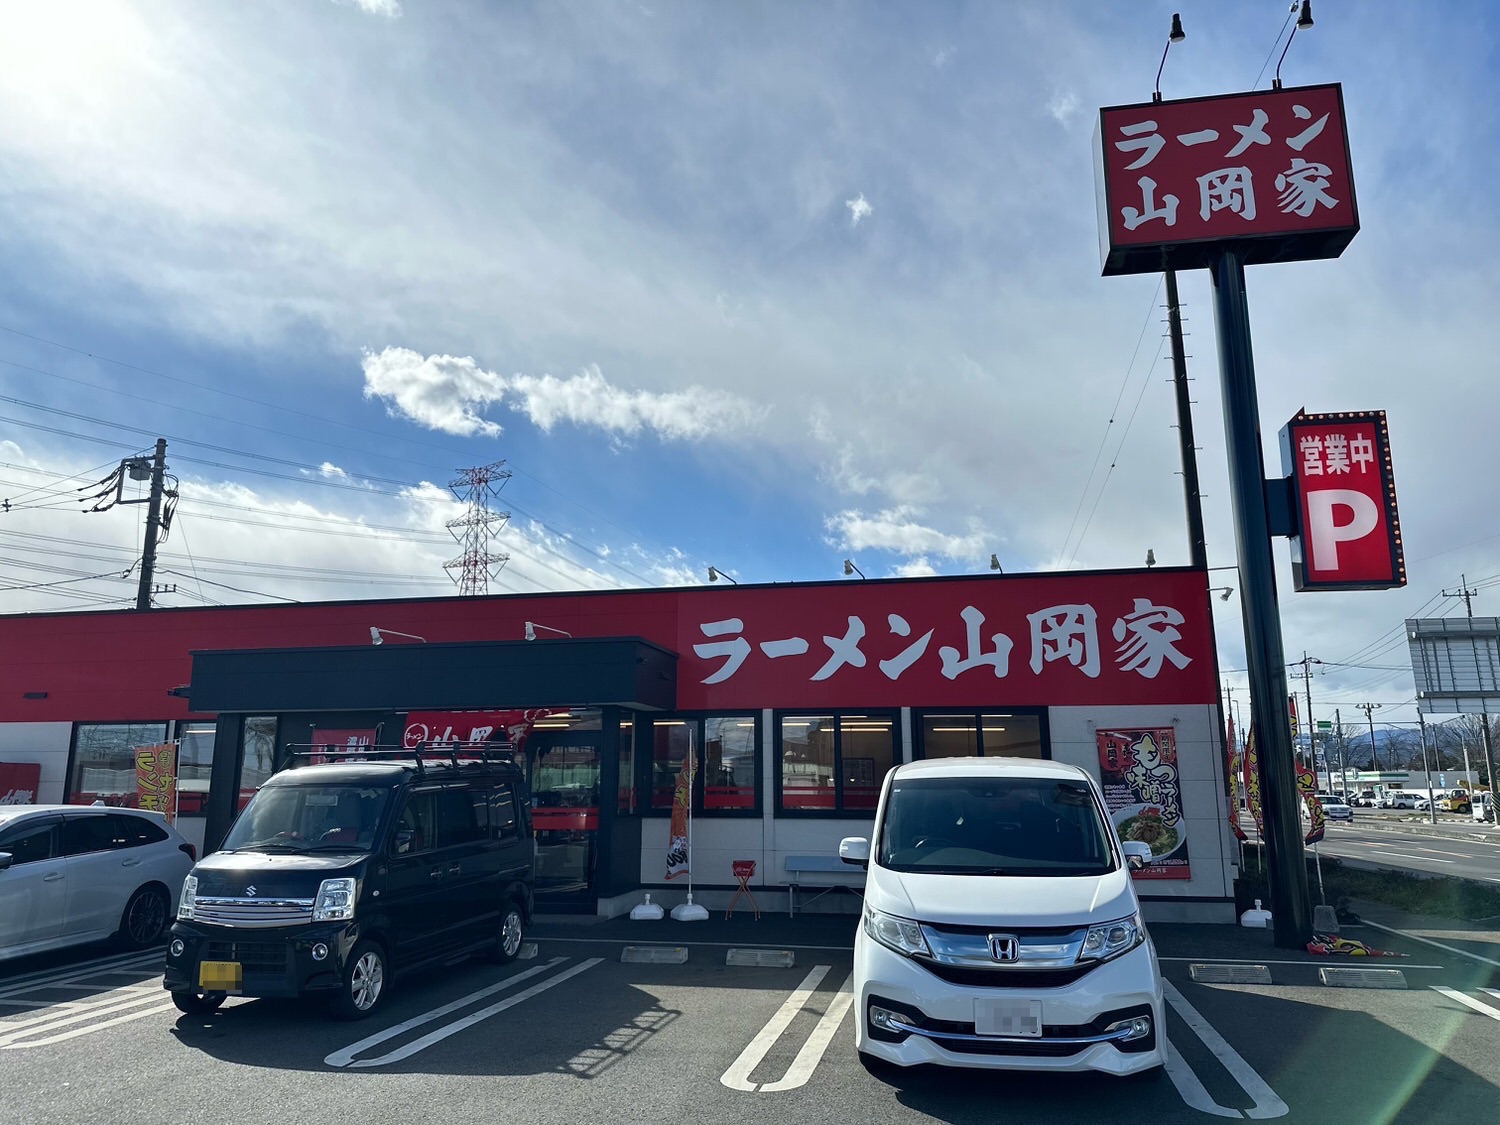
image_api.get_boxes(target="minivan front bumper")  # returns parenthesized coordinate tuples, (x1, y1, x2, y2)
(163, 920, 361, 999)
(853, 927, 1166, 1075)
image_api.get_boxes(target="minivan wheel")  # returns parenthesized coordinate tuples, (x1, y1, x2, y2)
(117, 886, 170, 948)
(330, 941, 388, 1021)
(490, 902, 525, 964)
(172, 990, 227, 1016)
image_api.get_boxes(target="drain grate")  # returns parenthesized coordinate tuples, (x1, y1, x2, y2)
(621, 945, 689, 965)
(1319, 967, 1407, 989)
(1189, 963, 1272, 984)
(726, 948, 795, 968)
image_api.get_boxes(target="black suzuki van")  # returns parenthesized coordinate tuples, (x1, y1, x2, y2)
(164, 748, 534, 1019)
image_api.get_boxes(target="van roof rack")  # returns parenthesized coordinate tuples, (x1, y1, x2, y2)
(284, 742, 518, 775)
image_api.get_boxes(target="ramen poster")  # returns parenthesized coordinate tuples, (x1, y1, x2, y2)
(1096, 728, 1191, 880)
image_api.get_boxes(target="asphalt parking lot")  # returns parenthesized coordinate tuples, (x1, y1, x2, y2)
(2, 893, 1497, 1125)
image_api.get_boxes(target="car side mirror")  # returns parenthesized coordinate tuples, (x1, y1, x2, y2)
(1122, 841, 1152, 870)
(392, 828, 414, 856)
(0, 851, 12, 872)
(839, 836, 870, 867)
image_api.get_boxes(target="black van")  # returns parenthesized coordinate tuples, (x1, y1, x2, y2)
(163, 749, 534, 1019)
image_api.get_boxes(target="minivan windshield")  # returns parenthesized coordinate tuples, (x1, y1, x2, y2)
(221, 785, 391, 853)
(877, 776, 1116, 876)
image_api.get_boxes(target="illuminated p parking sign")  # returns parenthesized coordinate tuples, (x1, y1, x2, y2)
(1280, 410, 1404, 591)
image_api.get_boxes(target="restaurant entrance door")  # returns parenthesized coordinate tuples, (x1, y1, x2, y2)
(527, 730, 600, 911)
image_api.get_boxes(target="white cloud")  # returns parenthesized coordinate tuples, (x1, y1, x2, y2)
(361, 348, 508, 438)
(1047, 88, 1080, 125)
(336, 0, 401, 17)
(825, 507, 989, 560)
(362, 347, 766, 443)
(845, 192, 873, 227)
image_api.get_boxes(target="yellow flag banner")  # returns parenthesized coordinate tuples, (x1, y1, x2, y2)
(134, 742, 178, 822)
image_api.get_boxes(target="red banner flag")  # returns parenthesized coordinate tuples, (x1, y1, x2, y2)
(1297, 757, 1326, 844)
(1243, 724, 1264, 838)
(664, 750, 696, 880)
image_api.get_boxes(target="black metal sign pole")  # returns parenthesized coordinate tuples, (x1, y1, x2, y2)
(1209, 249, 1313, 949)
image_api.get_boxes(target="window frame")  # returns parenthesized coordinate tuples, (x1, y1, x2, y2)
(773, 709, 900, 818)
(642, 712, 762, 818)
(912, 708, 1051, 761)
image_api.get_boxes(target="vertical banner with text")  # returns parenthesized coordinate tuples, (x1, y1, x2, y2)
(1096, 728, 1191, 880)
(134, 742, 177, 822)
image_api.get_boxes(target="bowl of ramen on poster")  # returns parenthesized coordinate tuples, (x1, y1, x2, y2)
(1111, 802, 1186, 863)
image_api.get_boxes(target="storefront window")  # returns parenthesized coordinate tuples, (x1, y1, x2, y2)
(68, 722, 169, 807)
(646, 714, 760, 815)
(617, 717, 636, 815)
(704, 716, 757, 810)
(240, 716, 277, 811)
(918, 711, 1046, 759)
(777, 713, 895, 814)
(175, 722, 215, 817)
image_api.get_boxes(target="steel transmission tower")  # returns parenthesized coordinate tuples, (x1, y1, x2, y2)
(444, 462, 511, 595)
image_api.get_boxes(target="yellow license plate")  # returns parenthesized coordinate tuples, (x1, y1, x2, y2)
(198, 960, 243, 990)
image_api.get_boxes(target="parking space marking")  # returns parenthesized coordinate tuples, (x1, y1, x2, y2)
(1362, 920, 1500, 970)
(325, 957, 603, 1069)
(720, 964, 832, 1092)
(0, 989, 177, 1049)
(758, 972, 854, 1093)
(1431, 987, 1500, 1021)
(0, 952, 161, 1002)
(1164, 980, 1288, 1119)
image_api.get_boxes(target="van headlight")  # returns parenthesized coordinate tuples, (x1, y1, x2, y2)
(177, 874, 198, 921)
(1078, 913, 1144, 963)
(864, 906, 931, 958)
(313, 877, 357, 922)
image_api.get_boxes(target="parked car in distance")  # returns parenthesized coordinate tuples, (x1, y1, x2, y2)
(1321, 800, 1354, 822)
(1474, 793, 1495, 822)
(839, 756, 1164, 1078)
(1351, 790, 1378, 807)
(0, 805, 195, 963)
(1412, 797, 1431, 812)
(1439, 791, 1472, 813)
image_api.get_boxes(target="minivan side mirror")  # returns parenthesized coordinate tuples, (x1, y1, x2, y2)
(1122, 841, 1152, 870)
(839, 836, 870, 868)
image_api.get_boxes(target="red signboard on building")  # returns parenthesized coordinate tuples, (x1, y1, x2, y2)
(1280, 409, 1404, 591)
(0, 762, 41, 805)
(1095, 83, 1358, 275)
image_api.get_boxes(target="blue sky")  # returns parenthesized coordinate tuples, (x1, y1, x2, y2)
(1, 0, 1497, 734)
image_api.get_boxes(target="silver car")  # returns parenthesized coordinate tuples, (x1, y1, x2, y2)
(0, 805, 196, 962)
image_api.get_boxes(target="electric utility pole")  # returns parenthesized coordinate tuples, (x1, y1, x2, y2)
(1358, 701, 1381, 774)
(136, 438, 169, 610)
(1444, 575, 1499, 823)
(1294, 653, 1322, 786)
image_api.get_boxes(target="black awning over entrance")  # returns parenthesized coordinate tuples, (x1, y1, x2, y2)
(185, 636, 678, 713)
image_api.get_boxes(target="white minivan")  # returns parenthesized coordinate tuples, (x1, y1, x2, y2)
(839, 757, 1164, 1077)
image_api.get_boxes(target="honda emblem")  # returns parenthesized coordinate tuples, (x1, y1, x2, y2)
(988, 934, 1019, 962)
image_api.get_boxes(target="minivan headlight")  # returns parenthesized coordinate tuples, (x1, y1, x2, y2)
(177, 874, 198, 921)
(1078, 913, 1144, 963)
(864, 906, 931, 958)
(313, 877, 357, 922)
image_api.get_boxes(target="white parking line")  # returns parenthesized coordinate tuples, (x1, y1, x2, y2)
(0, 989, 177, 1049)
(1362, 920, 1500, 970)
(758, 973, 855, 1092)
(720, 965, 832, 1092)
(1164, 980, 1288, 1119)
(325, 957, 603, 1068)
(0, 952, 161, 1001)
(1431, 986, 1500, 1021)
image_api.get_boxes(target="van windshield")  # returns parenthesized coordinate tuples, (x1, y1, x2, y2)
(221, 785, 391, 853)
(878, 776, 1116, 876)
